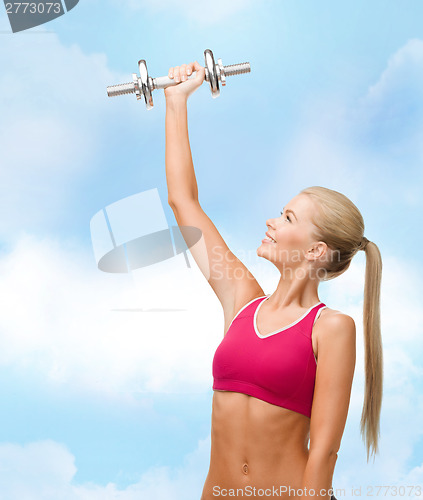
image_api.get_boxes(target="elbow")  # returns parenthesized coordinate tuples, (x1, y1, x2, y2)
(306, 449, 338, 477)
(308, 447, 339, 464)
(168, 198, 184, 211)
(168, 197, 180, 209)
(168, 196, 198, 210)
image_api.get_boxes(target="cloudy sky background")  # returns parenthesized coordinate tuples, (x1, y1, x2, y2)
(1, 1, 423, 498)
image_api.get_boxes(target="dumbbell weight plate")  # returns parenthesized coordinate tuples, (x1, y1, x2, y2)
(138, 59, 154, 110)
(204, 49, 219, 98)
(217, 58, 226, 86)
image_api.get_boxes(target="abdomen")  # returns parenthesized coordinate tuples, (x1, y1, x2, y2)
(201, 391, 311, 499)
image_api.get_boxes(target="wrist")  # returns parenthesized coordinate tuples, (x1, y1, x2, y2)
(165, 94, 188, 107)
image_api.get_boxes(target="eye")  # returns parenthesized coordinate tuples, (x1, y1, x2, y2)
(280, 211, 291, 223)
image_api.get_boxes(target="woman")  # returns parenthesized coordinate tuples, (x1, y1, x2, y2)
(164, 61, 383, 500)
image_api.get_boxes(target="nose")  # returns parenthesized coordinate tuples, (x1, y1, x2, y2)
(266, 218, 275, 229)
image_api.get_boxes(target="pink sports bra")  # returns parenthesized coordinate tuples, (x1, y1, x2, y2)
(212, 295, 328, 418)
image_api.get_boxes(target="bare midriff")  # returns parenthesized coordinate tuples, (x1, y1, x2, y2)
(201, 391, 311, 500)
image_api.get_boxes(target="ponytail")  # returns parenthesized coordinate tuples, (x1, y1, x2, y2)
(360, 240, 383, 462)
(300, 186, 384, 461)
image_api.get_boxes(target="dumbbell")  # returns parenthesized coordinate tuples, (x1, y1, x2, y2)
(106, 49, 251, 110)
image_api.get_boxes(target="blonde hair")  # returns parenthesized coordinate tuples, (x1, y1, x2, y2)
(300, 185, 383, 463)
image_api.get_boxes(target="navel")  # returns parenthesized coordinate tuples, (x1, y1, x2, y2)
(242, 462, 249, 475)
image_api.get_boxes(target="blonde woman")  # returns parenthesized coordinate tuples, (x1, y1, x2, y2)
(164, 61, 383, 500)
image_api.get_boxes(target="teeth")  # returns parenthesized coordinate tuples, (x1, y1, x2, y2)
(265, 236, 276, 243)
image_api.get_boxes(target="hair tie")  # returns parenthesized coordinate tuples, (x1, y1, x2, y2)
(359, 236, 370, 251)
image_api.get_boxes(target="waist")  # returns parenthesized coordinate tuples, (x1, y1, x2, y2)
(210, 390, 310, 461)
(203, 448, 309, 500)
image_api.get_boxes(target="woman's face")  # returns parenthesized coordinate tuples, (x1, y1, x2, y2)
(257, 194, 326, 271)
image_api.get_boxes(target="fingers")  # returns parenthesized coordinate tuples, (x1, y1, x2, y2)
(168, 61, 204, 82)
(168, 64, 187, 83)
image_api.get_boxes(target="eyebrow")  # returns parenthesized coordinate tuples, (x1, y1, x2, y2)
(282, 207, 298, 220)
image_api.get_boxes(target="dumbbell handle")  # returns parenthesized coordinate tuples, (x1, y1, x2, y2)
(153, 73, 200, 90)
(152, 62, 251, 90)
(107, 61, 250, 97)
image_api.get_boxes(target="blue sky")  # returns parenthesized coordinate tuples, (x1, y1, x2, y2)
(1, 1, 423, 498)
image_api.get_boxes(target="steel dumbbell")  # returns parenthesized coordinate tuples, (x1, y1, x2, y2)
(106, 49, 251, 110)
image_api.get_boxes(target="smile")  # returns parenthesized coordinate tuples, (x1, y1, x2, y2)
(263, 236, 276, 243)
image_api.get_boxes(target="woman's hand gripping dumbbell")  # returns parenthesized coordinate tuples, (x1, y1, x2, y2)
(106, 49, 251, 109)
(164, 61, 205, 101)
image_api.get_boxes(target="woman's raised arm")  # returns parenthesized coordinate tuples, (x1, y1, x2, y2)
(164, 61, 264, 332)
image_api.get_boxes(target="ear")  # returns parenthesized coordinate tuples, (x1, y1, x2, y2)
(306, 241, 328, 261)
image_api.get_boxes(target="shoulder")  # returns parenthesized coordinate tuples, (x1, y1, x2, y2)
(315, 307, 356, 343)
(313, 307, 356, 366)
(317, 306, 356, 329)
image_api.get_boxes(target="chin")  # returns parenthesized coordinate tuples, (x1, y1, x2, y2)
(256, 245, 270, 259)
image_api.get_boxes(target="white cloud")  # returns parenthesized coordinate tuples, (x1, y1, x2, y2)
(0, 29, 135, 239)
(271, 38, 423, 213)
(353, 38, 423, 180)
(0, 437, 210, 500)
(0, 440, 77, 499)
(402, 461, 423, 486)
(364, 38, 423, 115)
(0, 231, 226, 398)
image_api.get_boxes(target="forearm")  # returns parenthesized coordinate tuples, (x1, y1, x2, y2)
(301, 451, 337, 499)
(165, 96, 199, 204)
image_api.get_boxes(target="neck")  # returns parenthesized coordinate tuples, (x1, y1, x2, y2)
(267, 274, 320, 310)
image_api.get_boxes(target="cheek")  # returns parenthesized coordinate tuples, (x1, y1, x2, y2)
(276, 227, 306, 248)
(275, 229, 310, 262)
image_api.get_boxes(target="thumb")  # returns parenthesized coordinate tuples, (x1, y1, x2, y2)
(193, 60, 205, 79)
